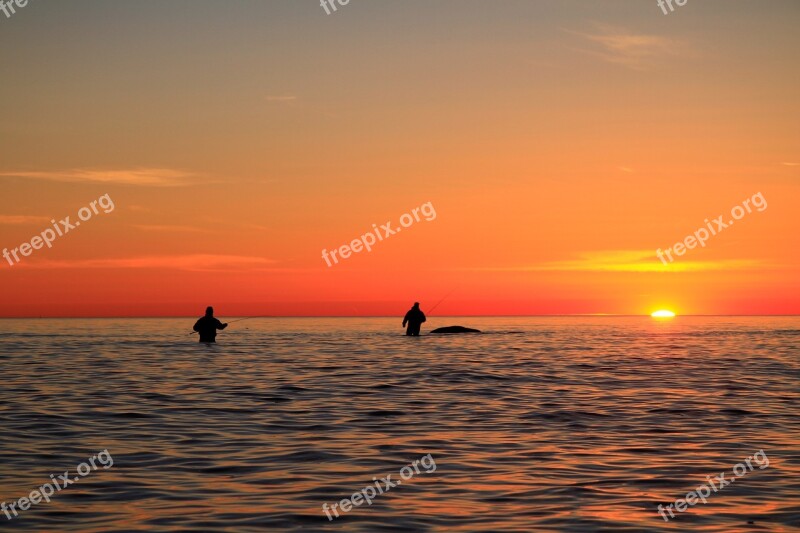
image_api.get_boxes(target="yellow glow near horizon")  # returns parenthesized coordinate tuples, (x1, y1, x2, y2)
(651, 310, 677, 318)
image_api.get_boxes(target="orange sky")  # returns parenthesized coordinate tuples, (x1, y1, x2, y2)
(1, 1, 798, 317)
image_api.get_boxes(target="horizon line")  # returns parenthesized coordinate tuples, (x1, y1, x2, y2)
(1, 314, 799, 319)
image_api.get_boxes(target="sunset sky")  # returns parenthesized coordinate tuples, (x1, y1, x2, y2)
(1, 0, 798, 317)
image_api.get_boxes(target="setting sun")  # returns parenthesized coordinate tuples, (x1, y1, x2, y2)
(651, 310, 677, 318)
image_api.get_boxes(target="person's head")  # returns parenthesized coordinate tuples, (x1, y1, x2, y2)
(206, 306, 214, 316)
(413, 302, 420, 308)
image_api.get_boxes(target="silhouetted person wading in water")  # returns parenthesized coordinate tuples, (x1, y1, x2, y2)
(193, 306, 228, 343)
(402, 302, 426, 336)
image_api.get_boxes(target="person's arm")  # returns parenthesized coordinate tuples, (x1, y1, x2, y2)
(420, 312, 426, 323)
(402, 311, 410, 326)
(216, 319, 228, 330)
(193, 320, 201, 332)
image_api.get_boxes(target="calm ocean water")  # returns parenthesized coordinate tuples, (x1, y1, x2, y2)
(0, 316, 798, 532)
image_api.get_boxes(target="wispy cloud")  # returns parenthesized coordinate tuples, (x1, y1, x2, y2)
(265, 95, 297, 103)
(475, 250, 764, 273)
(0, 168, 197, 187)
(781, 162, 799, 167)
(16, 254, 277, 272)
(131, 224, 210, 233)
(203, 217, 273, 232)
(0, 215, 51, 225)
(570, 25, 682, 69)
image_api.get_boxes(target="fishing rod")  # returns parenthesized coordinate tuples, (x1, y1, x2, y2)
(427, 288, 457, 316)
(188, 316, 267, 335)
(226, 316, 262, 324)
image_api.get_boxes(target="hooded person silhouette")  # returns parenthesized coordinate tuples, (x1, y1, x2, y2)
(402, 302, 426, 336)
(193, 306, 228, 343)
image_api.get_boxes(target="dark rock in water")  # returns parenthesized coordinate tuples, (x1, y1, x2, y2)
(430, 326, 481, 334)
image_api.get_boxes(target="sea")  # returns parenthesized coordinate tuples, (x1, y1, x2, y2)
(0, 316, 798, 532)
